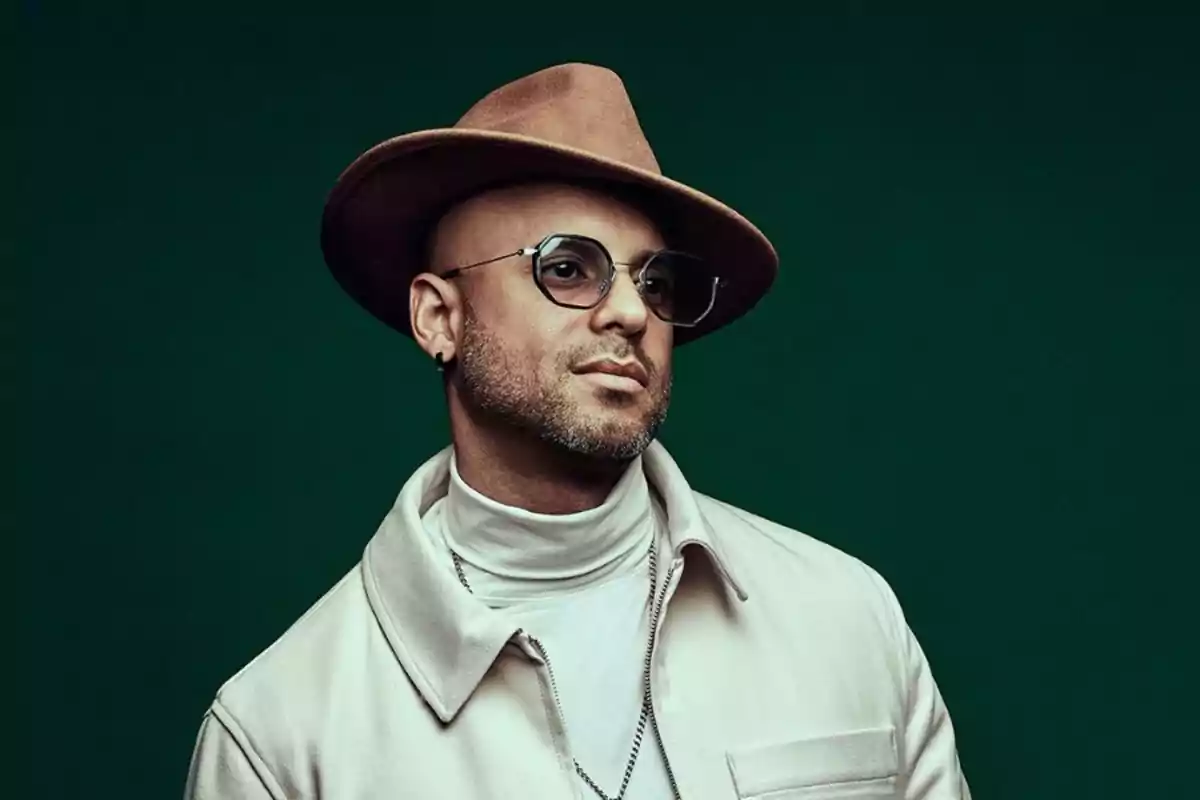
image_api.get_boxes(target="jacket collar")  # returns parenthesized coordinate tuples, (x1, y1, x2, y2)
(362, 440, 747, 723)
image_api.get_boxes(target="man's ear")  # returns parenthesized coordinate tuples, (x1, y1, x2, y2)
(410, 272, 462, 363)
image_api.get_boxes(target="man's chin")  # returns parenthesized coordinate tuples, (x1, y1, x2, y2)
(564, 439, 653, 463)
(541, 421, 657, 462)
(564, 398, 668, 459)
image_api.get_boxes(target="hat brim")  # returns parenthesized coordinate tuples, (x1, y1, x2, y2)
(320, 128, 778, 346)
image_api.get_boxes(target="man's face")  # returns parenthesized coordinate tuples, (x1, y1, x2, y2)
(430, 182, 674, 462)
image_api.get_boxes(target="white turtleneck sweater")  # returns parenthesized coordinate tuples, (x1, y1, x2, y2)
(421, 452, 676, 800)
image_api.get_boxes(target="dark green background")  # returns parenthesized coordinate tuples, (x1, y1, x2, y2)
(22, 6, 1199, 799)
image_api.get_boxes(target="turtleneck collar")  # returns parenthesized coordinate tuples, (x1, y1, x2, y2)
(426, 450, 658, 606)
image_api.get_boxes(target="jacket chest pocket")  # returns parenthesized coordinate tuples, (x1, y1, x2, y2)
(725, 727, 899, 800)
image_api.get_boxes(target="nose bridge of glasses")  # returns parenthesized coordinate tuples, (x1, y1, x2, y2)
(605, 260, 664, 306)
(600, 261, 644, 302)
(611, 258, 654, 286)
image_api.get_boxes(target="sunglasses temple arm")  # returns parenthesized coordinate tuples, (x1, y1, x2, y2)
(439, 246, 537, 279)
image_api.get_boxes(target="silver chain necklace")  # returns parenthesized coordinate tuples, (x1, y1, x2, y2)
(450, 540, 678, 800)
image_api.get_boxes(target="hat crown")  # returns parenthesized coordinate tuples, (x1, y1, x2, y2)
(454, 63, 662, 175)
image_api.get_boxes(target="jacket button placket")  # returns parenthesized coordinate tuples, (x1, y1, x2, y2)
(513, 633, 585, 800)
(649, 557, 687, 800)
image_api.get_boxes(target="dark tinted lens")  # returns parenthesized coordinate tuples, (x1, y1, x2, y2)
(639, 252, 716, 324)
(535, 236, 610, 307)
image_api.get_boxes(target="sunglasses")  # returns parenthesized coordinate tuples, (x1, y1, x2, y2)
(439, 233, 725, 327)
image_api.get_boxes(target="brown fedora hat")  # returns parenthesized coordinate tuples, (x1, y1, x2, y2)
(320, 62, 778, 346)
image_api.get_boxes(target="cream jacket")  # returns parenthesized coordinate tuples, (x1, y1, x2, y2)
(184, 442, 972, 799)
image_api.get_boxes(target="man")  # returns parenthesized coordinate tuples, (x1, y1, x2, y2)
(184, 63, 972, 799)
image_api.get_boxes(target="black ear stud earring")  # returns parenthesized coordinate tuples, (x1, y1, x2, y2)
(434, 352, 446, 372)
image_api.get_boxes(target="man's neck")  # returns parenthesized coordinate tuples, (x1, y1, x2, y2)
(450, 426, 630, 514)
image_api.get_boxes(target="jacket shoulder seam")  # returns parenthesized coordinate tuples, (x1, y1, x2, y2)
(214, 568, 359, 694)
(209, 699, 289, 800)
(852, 558, 907, 644)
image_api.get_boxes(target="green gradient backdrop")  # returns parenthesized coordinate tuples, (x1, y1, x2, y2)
(22, 7, 1199, 800)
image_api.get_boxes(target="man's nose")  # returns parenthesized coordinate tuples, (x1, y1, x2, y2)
(591, 264, 650, 334)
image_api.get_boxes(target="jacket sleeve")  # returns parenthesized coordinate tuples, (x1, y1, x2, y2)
(862, 564, 973, 800)
(183, 704, 285, 800)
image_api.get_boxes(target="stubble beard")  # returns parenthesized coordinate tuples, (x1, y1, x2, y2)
(454, 314, 671, 463)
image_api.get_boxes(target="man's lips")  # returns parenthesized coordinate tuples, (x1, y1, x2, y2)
(573, 358, 649, 387)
